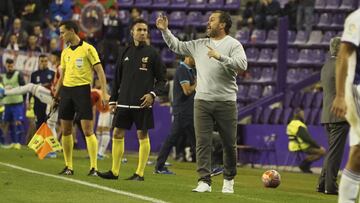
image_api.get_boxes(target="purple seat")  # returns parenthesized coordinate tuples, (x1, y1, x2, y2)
(201, 12, 212, 27)
(207, 0, 224, 9)
(287, 48, 299, 63)
(271, 49, 278, 63)
(117, 0, 134, 7)
(271, 108, 283, 124)
(286, 69, 298, 84)
(224, 0, 241, 10)
(118, 10, 130, 24)
(135, 0, 152, 7)
(237, 85, 249, 102)
(284, 91, 295, 108)
(248, 84, 263, 101)
(189, 0, 207, 9)
(161, 48, 176, 64)
(149, 11, 164, 25)
(252, 107, 263, 124)
(265, 30, 278, 44)
(186, 11, 203, 27)
(321, 31, 336, 45)
(235, 29, 250, 44)
(150, 29, 164, 44)
(294, 31, 309, 45)
(298, 68, 313, 80)
(169, 11, 186, 27)
(250, 29, 266, 44)
(301, 92, 316, 108)
(140, 10, 149, 21)
(340, 0, 354, 9)
(331, 14, 345, 27)
(105, 63, 116, 80)
(312, 92, 323, 108)
(260, 107, 273, 124)
(315, 0, 326, 9)
(303, 108, 312, 124)
(246, 48, 259, 62)
(288, 30, 296, 44)
(307, 31, 323, 45)
(237, 102, 245, 110)
(171, 0, 189, 9)
(326, 0, 341, 8)
(313, 49, 325, 64)
(258, 48, 273, 62)
(248, 67, 262, 82)
(262, 85, 275, 97)
(309, 108, 320, 125)
(297, 49, 313, 63)
(259, 68, 274, 82)
(291, 92, 304, 108)
(152, 0, 170, 8)
(317, 13, 332, 27)
(281, 108, 293, 124)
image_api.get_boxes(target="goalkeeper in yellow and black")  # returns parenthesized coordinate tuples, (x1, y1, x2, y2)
(286, 108, 326, 173)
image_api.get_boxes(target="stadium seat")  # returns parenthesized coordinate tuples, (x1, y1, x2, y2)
(262, 85, 275, 97)
(281, 108, 293, 124)
(317, 13, 332, 27)
(321, 31, 336, 45)
(298, 68, 313, 80)
(257, 48, 273, 63)
(301, 92, 316, 108)
(161, 48, 176, 64)
(117, 0, 134, 7)
(303, 108, 312, 124)
(259, 67, 274, 82)
(189, 0, 207, 9)
(252, 107, 263, 123)
(293, 31, 309, 45)
(271, 49, 278, 63)
(297, 49, 313, 64)
(287, 48, 299, 63)
(207, 0, 224, 9)
(271, 108, 283, 124)
(265, 30, 278, 44)
(171, 0, 189, 9)
(150, 29, 164, 44)
(237, 85, 249, 102)
(248, 67, 262, 82)
(331, 14, 345, 27)
(283, 91, 295, 108)
(250, 29, 266, 44)
(246, 48, 259, 62)
(186, 11, 203, 27)
(259, 107, 273, 124)
(149, 11, 163, 25)
(309, 108, 321, 125)
(135, 0, 152, 8)
(313, 49, 325, 64)
(224, 0, 241, 10)
(315, 0, 326, 9)
(326, 0, 341, 8)
(152, 0, 170, 9)
(140, 10, 149, 21)
(307, 31, 323, 45)
(248, 84, 263, 101)
(118, 10, 130, 24)
(105, 63, 116, 80)
(339, 0, 354, 9)
(235, 29, 250, 44)
(291, 92, 304, 108)
(312, 92, 323, 108)
(288, 30, 296, 44)
(169, 11, 186, 27)
(286, 68, 299, 84)
(201, 12, 212, 27)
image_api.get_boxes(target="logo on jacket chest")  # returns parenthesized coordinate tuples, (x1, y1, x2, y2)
(139, 57, 149, 71)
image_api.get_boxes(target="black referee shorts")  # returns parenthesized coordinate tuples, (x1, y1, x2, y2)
(58, 85, 93, 120)
(113, 107, 154, 131)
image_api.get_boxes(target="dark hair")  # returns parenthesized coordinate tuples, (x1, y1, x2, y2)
(213, 10, 232, 35)
(59, 20, 79, 34)
(5, 58, 14, 64)
(51, 50, 61, 58)
(39, 54, 47, 59)
(130, 18, 148, 30)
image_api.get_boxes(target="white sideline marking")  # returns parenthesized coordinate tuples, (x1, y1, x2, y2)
(0, 162, 167, 203)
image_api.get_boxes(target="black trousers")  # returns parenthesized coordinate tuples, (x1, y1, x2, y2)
(318, 122, 349, 191)
(155, 113, 195, 170)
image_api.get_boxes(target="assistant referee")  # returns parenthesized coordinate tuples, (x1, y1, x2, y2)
(55, 20, 108, 176)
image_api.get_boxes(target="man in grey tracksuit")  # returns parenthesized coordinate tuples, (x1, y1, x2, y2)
(156, 10, 247, 193)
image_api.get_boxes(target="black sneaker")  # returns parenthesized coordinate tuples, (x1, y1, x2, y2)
(125, 173, 144, 181)
(98, 170, 119, 180)
(88, 168, 98, 176)
(59, 166, 74, 175)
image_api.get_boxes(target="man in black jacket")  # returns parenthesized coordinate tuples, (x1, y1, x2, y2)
(98, 18, 167, 181)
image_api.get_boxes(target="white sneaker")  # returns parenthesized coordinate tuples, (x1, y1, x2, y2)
(222, 179, 234, 193)
(192, 181, 212, 192)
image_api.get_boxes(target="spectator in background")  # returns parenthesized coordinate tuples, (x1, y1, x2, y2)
(30, 54, 55, 129)
(317, 37, 349, 195)
(124, 8, 142, 44)
(254, 0, 281, 30)
(286, 108, 326, 173)
(100, 5, 123, 65)
(48, 38, 60, 52)
(0, 0, 15, 30)
(282, 0, 298, 30)
(33, 24, 47, 49)
(6, 34, 20, 51)
(296, 0, 314, 33)
(238, 2, 255, 30)
(45, 19, 60, 43)
(49, 0, 73, 22)
(21, 0, 46, 33)
(4, 18, 28, 47)
(20, 35, 42, 52)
